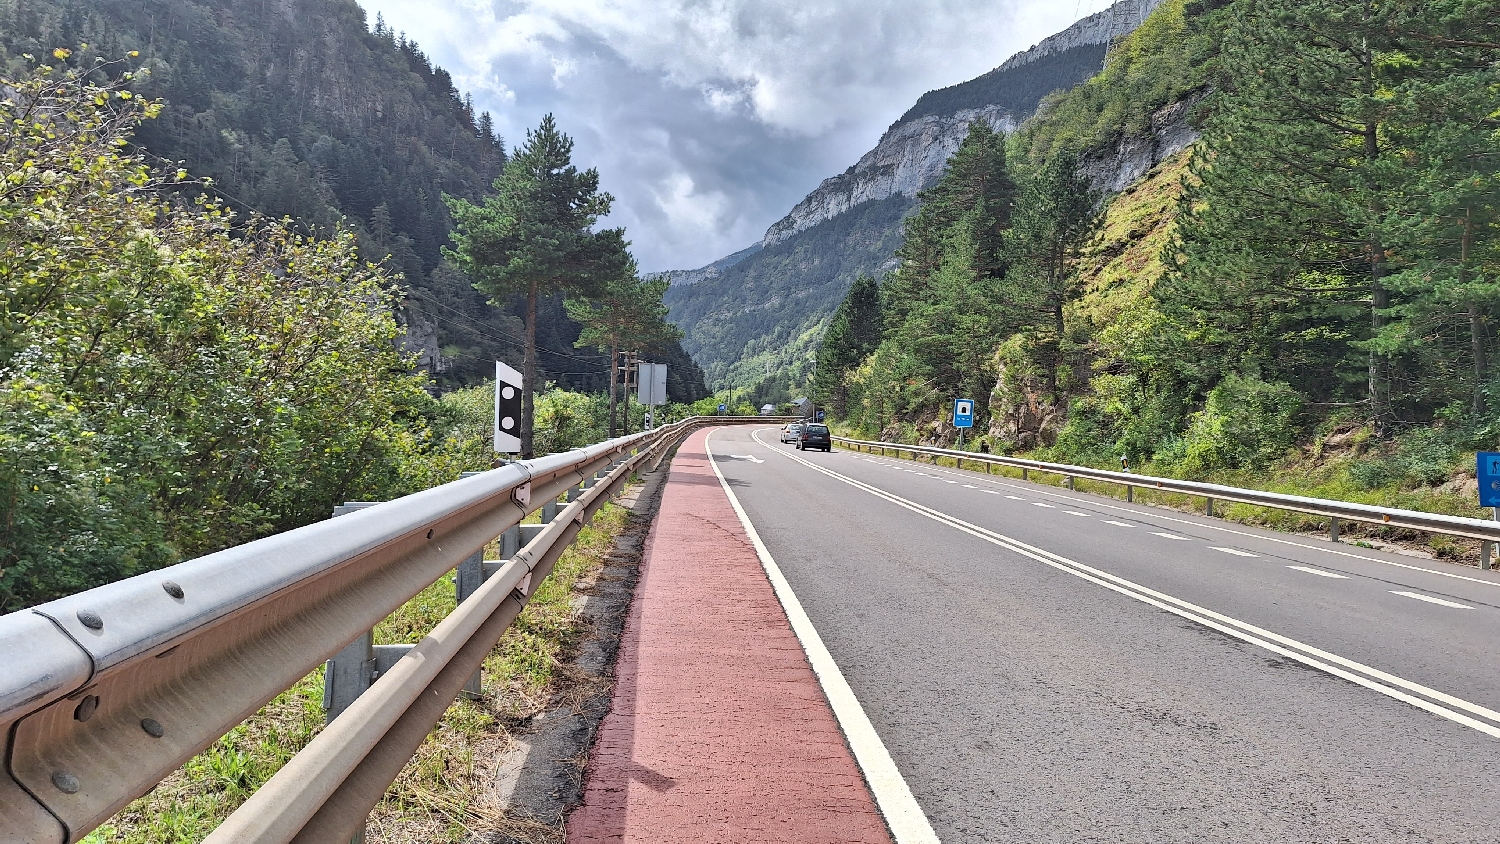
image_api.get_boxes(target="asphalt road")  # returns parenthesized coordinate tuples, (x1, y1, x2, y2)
(704, 425, 1500, 843)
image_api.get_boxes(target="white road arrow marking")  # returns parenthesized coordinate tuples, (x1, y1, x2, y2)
(729, 454, 765, 464)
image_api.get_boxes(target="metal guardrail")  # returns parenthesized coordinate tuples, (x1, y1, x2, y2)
(834, 435, 1500, 566)
(0, 416, 785, 844)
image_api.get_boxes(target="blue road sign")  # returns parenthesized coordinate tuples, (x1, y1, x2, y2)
(815, 409, 825, 422)
(718, 403, 727, 414)
(1479, 453, 1500, 507)
(953, 398, 974, 429)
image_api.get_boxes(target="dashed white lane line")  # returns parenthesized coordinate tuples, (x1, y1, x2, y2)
(1154, 533, 1192, 541)
(1065, 511, 1091, 517)
(1005, 495, 1025, 500)
(1104, 520, 1135, 528)
(760, 431, 1500, 739)
(1212, 547, 1260, 558)
(962, 484, 978, 489)
(878, 451, 1500, 592)
(1392, 591, 1474, 609)
(980, 489, 1002, 495)
(1287, 564, 1346, 577)
(1032, 502, 1056, 508)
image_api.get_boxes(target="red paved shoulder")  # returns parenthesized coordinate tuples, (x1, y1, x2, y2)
(567, 428, 894, 844)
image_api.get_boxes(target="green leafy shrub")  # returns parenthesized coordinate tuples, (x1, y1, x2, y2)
(1162, 375, 1302, 474)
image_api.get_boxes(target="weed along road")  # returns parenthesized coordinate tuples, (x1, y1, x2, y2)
(703, 426, 1500, 843)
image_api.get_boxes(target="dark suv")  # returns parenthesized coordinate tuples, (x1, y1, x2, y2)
(798, 423, 832, 452)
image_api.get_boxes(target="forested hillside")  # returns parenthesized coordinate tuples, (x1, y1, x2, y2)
(821, 0, 1500, 530)
(0, 0, 707, 396)
(662, 4, 1146, 396)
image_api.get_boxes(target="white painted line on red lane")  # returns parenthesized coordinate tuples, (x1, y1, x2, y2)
(708, 431, 941, 843)
(1287, 565, 1346, 577)
(1212, 547, 1259, 558)
(1391, 591, 1474, 609)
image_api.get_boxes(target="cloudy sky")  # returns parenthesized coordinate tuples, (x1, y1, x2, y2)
(359, 0, 1114, 272)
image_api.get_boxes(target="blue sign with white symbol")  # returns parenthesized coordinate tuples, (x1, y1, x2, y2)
(953, 398, 974, 429)
(1479, 452, 1500, 507)
(718, 403, 727, 414)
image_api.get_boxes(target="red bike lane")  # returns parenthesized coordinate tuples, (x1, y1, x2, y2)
(566, 428, 893, 844)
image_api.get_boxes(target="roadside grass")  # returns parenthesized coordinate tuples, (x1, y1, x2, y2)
(837, 443, 1491, 563)
(84, 493, 636, 844)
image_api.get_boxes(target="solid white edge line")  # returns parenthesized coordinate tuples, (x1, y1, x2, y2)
(1391, 591, 1474, 609)
(706, 429, 942, 843)
(854, 446, 1500, 590)
(778, 433, 1500, 738)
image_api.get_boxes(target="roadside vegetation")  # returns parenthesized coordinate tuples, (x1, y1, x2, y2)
(84, 495, 636, 844)
(817, 0, 1500, 537)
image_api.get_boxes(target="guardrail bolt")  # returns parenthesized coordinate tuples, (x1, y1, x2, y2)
(73, 694, 100, 722)
(76, 609, 103, 630)
(141, 718, 165, 738)
(51, 771, 80, 794)
(162, 580, 185, 599)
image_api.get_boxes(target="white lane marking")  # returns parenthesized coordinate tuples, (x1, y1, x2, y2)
(942, 479, 958, 484)
(886, 454, 1500, 591)
(1211, 547, 1258, 557)
(1006, 495, 1025, 500)
(728, 454, 765, 463)
(754, 431, 1500, 739)
(962, 484, 978, 489)
(1392, 591, 1474, 609)
(1104, 520, 1135, 528)
(706, 431, 942, 843)
(1286, 564, 1346, 577)
(1154, 533, 1192, 541)
(1065, 511, 1091, 517)
(1032, 502, 1055, 508)
(981, 490, 1002, 495)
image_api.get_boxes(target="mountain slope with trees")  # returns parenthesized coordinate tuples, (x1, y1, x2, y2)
(0, 0, 707, 398)
(822, 0, 1500, 546)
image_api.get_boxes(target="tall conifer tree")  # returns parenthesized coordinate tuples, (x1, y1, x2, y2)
(445, 115, 631, 457)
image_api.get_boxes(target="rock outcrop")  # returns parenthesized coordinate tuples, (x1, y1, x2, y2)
(1079, 90, 1204, 194)
(761, 106, 1015, 248)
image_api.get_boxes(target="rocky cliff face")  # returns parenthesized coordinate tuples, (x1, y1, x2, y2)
(757, 0, 1166, 250)
(761, 107, 1015, 248)
(1079, 90, 1203, 194)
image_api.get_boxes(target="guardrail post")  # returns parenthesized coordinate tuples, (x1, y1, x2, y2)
(501, 524, 521, 559)
(1022, 467, 1029, 481)
(1205, 497, 1214, 517)
(1485, 507, 1499, 571)
(1066, 476, 1075, 491)
(1126, 484, 1134, 503)
(324, 501, 382, 844)
(1330, 516, 1340, 543)
(455, 472, 487, 699)
(542, 497, 559, 524)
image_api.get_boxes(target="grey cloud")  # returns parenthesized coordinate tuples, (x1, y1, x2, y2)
(360, 0, 1100, 271)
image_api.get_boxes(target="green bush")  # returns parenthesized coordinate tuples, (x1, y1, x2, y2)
(1161, 375, 1302, 474)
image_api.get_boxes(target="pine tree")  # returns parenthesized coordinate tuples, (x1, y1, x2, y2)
(566, 272, 681, 437)
(814, 274, 882, 415)
(1169, 0, 1409, 428)
(1005, 149, 1102, 396)
(444, 115, 631, 457)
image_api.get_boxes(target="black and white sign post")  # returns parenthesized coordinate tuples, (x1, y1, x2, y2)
(637, 362, 667, 430)
(495, 361, 522, 457)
